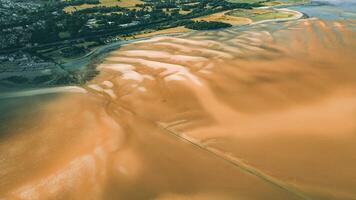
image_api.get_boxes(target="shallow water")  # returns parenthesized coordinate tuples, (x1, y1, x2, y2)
(1, 2, 356, 200)
(288, 0, 356, 20)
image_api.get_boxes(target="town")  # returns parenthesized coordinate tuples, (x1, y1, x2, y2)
(0, 0, 262, 87)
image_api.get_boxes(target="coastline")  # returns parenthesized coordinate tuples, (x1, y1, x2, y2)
(250, 8, 304, 25)
(0, 4, 305, 98)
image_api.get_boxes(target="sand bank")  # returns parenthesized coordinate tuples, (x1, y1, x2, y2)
(1, 18, 356, 200)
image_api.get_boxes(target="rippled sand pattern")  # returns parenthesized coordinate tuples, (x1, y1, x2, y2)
(1, 19, 356, 200)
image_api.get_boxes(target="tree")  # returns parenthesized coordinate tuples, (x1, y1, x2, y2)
(185, 21, 232, 30)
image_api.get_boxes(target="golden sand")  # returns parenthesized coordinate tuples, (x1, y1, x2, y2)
(1, 18, 356, 199)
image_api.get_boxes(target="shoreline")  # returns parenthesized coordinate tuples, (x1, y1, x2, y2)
(250, 8, 304, 25)
(0, 5, 306, 98)
(118, 8, 306, 43)
(0, 86, 87, 99)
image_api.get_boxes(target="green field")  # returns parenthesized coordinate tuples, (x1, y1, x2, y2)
(64, 0, 144, 13)
(227, 0, 309, 6)
(227, 8, 294, 22)
(227, 0, 263, 3)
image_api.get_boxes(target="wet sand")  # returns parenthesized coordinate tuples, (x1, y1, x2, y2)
(1, 17, 356, 200)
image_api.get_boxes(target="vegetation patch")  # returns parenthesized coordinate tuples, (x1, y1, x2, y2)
(227, 0, 308, 6)
(4, 76, 29, 84)
(135, 26, 191, 39)
(227, 8, 294, 22)
(227, 0, 263, 3)
(194, 11, 251, 26)
(185, 21, 232, 30)
(32, 75, 54, 84)
(64, 0, 143, 13)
